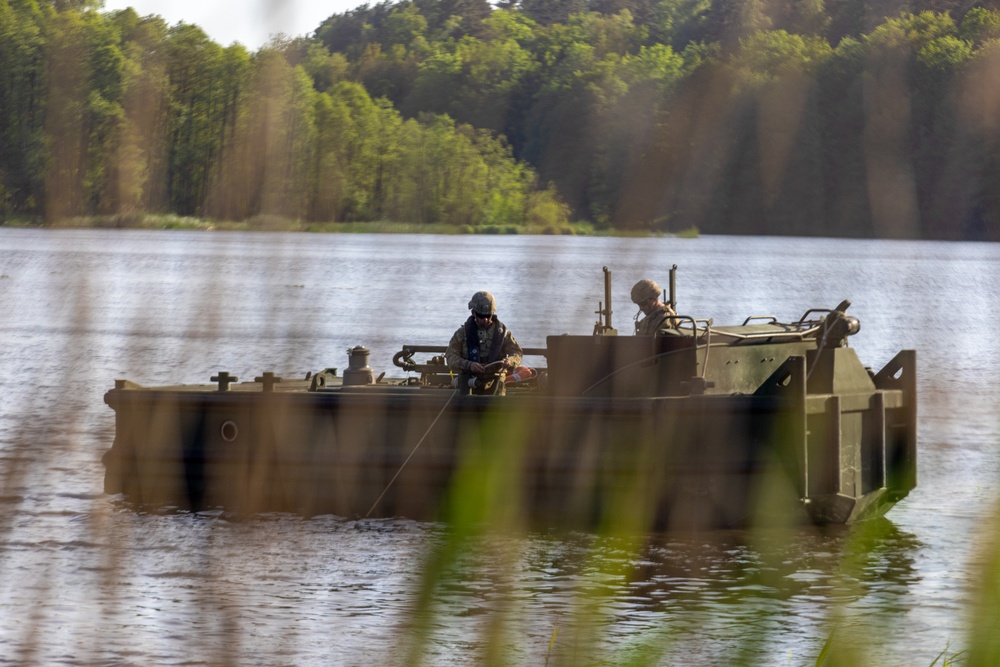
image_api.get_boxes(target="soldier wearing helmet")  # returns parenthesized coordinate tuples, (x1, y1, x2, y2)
(446, 291, 523, 395)
(631, 279, 678, 335)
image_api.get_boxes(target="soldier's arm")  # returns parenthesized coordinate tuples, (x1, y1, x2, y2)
(502, 331, 523, 368)
(445, 327, 471, 371)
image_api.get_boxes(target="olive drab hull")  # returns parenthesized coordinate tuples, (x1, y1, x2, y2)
(102, 270, 917, 530)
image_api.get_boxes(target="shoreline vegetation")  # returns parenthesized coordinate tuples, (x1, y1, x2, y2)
(0, 215, 700, 238)
(5, 2, 1000, 239)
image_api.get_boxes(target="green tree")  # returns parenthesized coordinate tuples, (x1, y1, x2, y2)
(956, 40, 1000, 239)
(352, 39, 426, 103)
(164, 23, 251, 215)
(206, 50, 314, 222)
(315, 1, 403, 59)
(105, 10, 171, 215)
(0, 0, 50, 216)
(44, 9, 90, 220)
(520, 0, 589, 26)
(413, 0, 492, 40)
(302, 42, 350, 92)
(737, 29, 832, 82)
(82, 13, 127, 214)
(383, 3, 429, 46)
(404, 33, 536, 132)
(649, 0, 712, 48)
(960, 7, 1000, 46)
(307, 87, 351, 221)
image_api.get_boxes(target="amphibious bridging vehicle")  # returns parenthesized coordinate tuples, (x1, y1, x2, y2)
(102, 268, 916, 530)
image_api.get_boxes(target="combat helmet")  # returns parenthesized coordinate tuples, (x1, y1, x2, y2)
(630, 279, 661, 305)
(468, 291, 496, 316)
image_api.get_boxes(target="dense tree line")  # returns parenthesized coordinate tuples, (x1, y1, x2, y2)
(312, 0, 1000, 238)
(0, 0, 566, 229)
(4, 0, 1000, 237)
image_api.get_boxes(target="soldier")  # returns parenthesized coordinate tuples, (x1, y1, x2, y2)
(631, 279, 678, 335)
(446, 291, 523, 395)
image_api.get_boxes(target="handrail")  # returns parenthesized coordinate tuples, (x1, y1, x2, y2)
(393, 311, 834, 373)
(741, 315, 778, 326)
(395, 344, 548, 357)
(393, 344, 547, 372)
(794, 308, 837, 325)
(706, 323, 823, 342)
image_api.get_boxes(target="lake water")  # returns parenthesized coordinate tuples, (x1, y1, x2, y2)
(0, 228, 997, 665)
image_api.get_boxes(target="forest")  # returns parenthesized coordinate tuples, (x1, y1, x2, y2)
(3, 0, 1000, 238)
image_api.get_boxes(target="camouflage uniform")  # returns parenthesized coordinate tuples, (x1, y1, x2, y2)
(631, 279, 678, 336)
(635, 302, 678, 336)
(446, 291, 523, 395)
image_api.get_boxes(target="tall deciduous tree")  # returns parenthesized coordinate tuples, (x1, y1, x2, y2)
(0, 0, 50, 216)
(44, 9, 89, 220)
(165, 23, 250, 215)
(113, 11, 171, 214)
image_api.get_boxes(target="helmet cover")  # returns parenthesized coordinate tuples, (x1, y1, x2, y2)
(468, 291, 496, 316)
(630, 279, 661, 305)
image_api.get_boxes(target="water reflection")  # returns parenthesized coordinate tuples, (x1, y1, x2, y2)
(0, 229, 990, 664)
(636, 520, 918, 606)
(400, 519, 921, 664)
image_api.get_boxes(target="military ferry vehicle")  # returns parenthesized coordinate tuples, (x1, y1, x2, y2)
(102, 267, 916, 530)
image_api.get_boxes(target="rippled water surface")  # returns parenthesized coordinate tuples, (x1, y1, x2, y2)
(0, 229, 996, 665)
